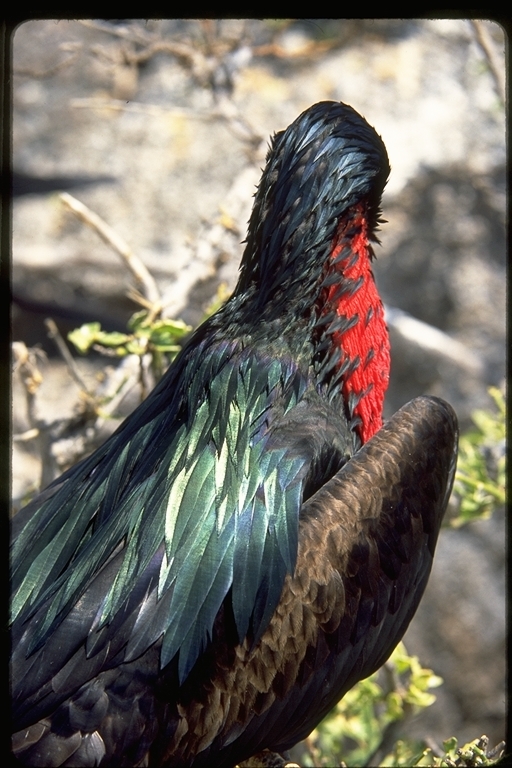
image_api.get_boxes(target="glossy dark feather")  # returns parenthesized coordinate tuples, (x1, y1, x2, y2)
(11, 101, 458, 767)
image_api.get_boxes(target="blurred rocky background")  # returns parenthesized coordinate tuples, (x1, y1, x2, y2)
(11, 18, 505, 760)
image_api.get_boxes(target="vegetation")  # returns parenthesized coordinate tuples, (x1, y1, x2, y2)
(68, 310, 191, 382)
(450, 387, 505, 527)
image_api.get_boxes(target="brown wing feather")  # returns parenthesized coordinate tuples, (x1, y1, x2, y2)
(12, 396, 457, 768)
(158, 395, 457, 766)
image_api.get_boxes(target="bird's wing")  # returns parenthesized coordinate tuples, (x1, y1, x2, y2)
(11, 396, 457, 767)
(11, 343, 343, 721)
(171, 396, 458, 764)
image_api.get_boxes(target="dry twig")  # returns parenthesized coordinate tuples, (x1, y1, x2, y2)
(384, 305, 484, 375)
(44, 318, 95, 398)
(470, 20, 506, 105)
(13, 42, 82, 78)
(59, 192, 161, 308)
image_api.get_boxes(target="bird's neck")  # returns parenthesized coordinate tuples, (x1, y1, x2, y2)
(222, 199, 389, 444)
(317, 203, 390, 443)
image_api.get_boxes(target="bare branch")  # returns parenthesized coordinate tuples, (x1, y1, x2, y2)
(470, 20, 506, 105)
(13, 428, 40, 442)
(13, 42, 82, 78)
(384, 305, 485, 375)
(44, 318, 95, 397)
(59, 192, 161, 307)
(11, 342, 58, 488)
(12, 342, 44, 430)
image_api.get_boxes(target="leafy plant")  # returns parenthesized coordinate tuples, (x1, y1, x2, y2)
(450, 387, 505, 527)
(435, 735, 505, 767)
(300, 642, 443, 767)
(68, 310, 191, 381)
(300, 646, 505, 766)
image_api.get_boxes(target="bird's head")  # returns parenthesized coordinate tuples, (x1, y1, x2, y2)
(235, 100, 390, 316)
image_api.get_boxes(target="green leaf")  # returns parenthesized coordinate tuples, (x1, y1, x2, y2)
(68, 322, 102, 353)
(442, 737, 458, 753)
(68, 323, 131, 353)
(125, 339, 148, 355)
(127, 309, 151, 332)
(149, 320, 191, 351)
(94, 330, 131, 347)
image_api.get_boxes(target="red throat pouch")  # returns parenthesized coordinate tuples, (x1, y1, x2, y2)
(328, 205, 390, 443)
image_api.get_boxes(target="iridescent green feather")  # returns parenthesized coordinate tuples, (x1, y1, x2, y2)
(12, 341, 314, 682)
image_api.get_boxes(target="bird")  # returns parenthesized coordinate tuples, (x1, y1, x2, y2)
(11, 101, 458, 767)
